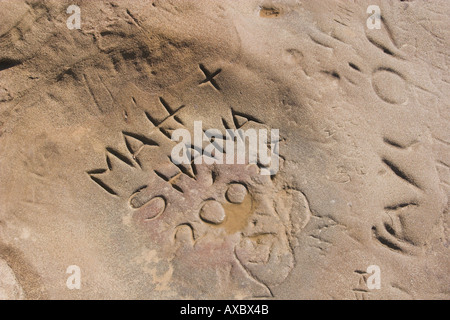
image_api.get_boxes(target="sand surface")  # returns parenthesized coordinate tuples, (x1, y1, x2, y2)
(0, 0, 449, 299)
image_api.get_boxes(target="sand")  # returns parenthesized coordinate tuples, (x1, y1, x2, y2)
(0, 0, 449, 299)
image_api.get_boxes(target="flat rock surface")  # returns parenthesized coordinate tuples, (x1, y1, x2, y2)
(0, 0, 449, 299)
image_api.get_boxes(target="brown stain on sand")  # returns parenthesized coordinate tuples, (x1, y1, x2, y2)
(221, 193, 254, 234)
(0, 243, 47, 299)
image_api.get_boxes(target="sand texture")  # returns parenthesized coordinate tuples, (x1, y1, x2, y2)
(0, 0, 449, 299)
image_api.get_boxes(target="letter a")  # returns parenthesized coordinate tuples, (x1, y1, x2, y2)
(366, 5, 381, 30)
(171, 129, 191, 165)
(66, 265, 81, 289)
(366, 265, 381, 290)
(66, 5, 81, 30)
